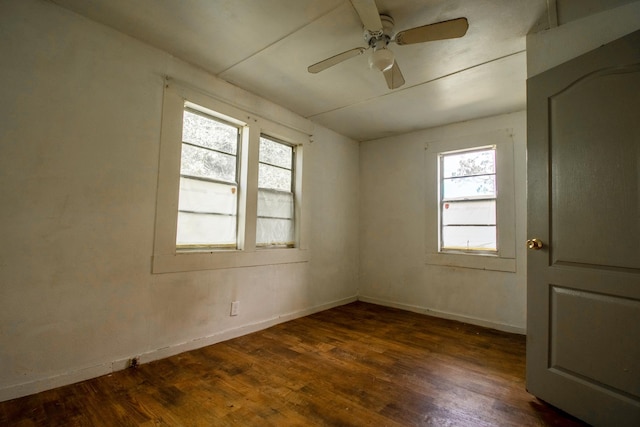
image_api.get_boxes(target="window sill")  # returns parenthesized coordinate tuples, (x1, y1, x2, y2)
(152, 248, 309, 274)
(425, 252, 516, 272)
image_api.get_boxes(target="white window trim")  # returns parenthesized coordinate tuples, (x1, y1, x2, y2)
(152, 81, 309, 273)
(425, 129, 516, 272)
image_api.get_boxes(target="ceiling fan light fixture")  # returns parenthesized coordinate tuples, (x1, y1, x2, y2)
(369, 48, 394, 72)
(307, 2, 467, 91)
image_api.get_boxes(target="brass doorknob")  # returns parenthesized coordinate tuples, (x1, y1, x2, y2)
(527, 239, 543, 250)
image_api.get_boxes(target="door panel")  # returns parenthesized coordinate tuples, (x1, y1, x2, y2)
(550, 286, 640, 397)
(527, 30, 640, 426)
(551, 67, 640, 270)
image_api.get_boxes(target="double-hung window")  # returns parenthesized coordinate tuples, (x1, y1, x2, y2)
(177, 108, 240, 250)
(439, 147, 497, 253)
(425, 129, 516, 272)
(152, 80, 309, 273)
(257, 136, 295, 248)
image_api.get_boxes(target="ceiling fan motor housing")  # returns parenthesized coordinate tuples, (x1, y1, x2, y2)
(366, 15, 395, 72)
(364, 14, 394, 45)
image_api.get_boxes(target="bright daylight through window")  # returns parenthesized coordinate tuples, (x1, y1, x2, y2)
(153, 82, 308, 273)
(257, 136, 295, 248)
(439, 146, 497, 253)
(176, 108, 240, 250)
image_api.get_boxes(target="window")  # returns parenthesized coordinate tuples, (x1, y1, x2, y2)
(152, 81, 309, 273)
(177, 108, 240, 250)
(439, 147, 496, 253)
(257, 136, 295, 248)
(425, 130, 516, 272)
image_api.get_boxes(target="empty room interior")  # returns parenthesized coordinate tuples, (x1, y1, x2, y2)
(1, 0, 639, 425)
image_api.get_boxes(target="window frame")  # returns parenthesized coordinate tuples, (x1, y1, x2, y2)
(438, 145, 498, 255)
(176, 107, 242, 250)
(152, 81, 309, 273)
(256, 135, 296, 249)
(425, 130, 516, 272)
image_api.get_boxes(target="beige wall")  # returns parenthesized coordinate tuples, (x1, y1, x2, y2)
(0, 0, 359, 401)
(359, 112, 528, 333)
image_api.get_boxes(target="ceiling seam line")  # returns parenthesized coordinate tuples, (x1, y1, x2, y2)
(306, 49, 527, 119)
(217, 2, 346, 76)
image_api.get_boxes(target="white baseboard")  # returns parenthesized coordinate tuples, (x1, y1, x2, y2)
(0, 295, 358, 403)
(358, 296, 526, 335)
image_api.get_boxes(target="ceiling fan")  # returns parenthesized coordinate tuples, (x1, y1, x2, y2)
(307, 0, 469, 90)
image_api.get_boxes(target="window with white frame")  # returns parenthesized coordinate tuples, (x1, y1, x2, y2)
(439, 146, 497, 253)
(425, 129, 516, 272)
(257, 136, 295, 248)
(177, 108, 240, 250)
(152, 81, 309, 274)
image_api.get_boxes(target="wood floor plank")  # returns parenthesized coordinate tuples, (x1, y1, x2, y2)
(0, 302, 588, 426)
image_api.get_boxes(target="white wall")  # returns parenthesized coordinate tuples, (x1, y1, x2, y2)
(359, 112, 527, 333)
(0, 0, 359, 401)
(357, 0, 640, 337)
(6, 0, 634, 405)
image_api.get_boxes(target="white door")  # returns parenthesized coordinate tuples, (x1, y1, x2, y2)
(526, 30, 640, 426)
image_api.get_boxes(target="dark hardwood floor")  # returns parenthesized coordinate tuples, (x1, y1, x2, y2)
(1, 302, 588, 426)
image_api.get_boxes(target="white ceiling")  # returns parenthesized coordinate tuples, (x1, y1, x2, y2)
(48, 0, 617, 141)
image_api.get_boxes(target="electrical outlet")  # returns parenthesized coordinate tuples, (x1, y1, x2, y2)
(230, 301, 239, 316)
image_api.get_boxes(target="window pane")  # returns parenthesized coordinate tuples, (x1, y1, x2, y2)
(257, 190, 294, 247)
(443, 149, 495, 178)
(256, 218, 294, 247)
(259, 163, 291, 191)
(257, 189, 294, 219)
(182, 110, 238, 154)
(176, 212, 236, 247)
(260, 137, 292, 169)
(442, 226, 497, 251)
(442, 200, 496, 226)
(443, 175, 496, 199)
(180, 144, 236, 183)
(178, 177, 237, 215)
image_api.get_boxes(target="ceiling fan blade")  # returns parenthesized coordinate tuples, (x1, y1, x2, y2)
(308, 47, 367, 73)
(383, 61, 405, 89)
(349, 0, 383, 31)
(395, 17, 468, 45)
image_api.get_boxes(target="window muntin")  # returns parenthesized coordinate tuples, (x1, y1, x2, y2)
(176, 108, 240, 249)
(439, 147, 497, 253)
(256, 136, 295, 248)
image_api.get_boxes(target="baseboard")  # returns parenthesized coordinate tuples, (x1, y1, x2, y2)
(0, 295, 358, 403)
(358, 296, 526, 335)
(0, 363, 115, 404)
